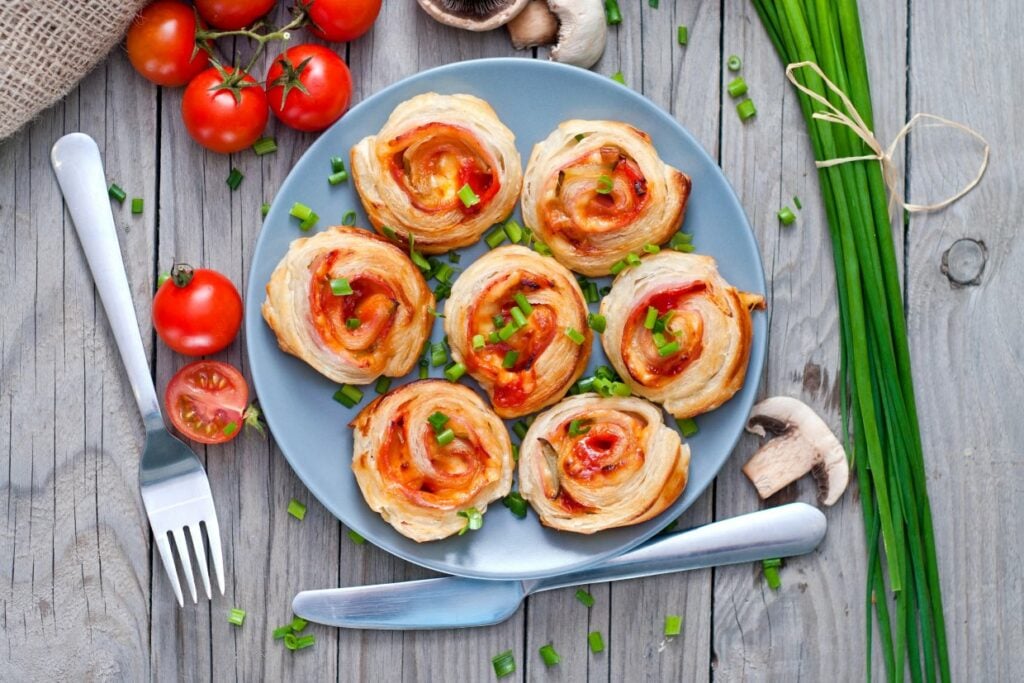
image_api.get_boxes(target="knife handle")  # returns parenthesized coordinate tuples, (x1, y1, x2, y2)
(529, 503, 826, 594)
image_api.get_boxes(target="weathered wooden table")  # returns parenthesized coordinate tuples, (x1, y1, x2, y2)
(1, 0, 1019, 679)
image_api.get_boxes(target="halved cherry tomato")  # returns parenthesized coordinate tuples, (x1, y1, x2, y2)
(195, 0, 276, 30)
(166, 361, 248, 444)
(265, 44, 352, 132)
(153, 264, 242, 355)
(126, 0, 209, 87)
(182, 66, 269, 153)
(303, 0, 382, 43)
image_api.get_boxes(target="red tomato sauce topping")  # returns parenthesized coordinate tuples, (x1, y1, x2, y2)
(309, 251, 398, 352)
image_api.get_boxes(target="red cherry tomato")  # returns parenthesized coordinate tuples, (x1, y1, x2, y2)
(153, 265, 242, 355)
(181, 66, 269, 153)
(166, 361, 248, 444)
(265, 44, 352, 132)
(195, 0, 276, 30)
(126, 0, 209, 86)
(303, 0, 381, 43)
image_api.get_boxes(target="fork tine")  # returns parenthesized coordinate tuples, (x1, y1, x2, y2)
(205, 516, 226, 595)
(172, 527, 198, 604)
(154, 533, 184, 608)
(188, 523, 212, 600)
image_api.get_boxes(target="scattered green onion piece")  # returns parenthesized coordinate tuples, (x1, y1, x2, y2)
(409, 242, 431, 272)
(108, 183, 126, 203)
(778, 206, 796, 225)
(574, 133, 586, 142)
(448, 251, 461, 264)
(653, 311, 673, 333)
(345, 318, 361, 330)
(511, 443, 519, 462)
(658, 340, 681, 357)
(294, 634, 316, 650)
(510, 306, 527, 328)
(485, 227, 508, 249)
(502, 491, 527, 518)
(374, 376, 391, 395)
(283, 633, 299, 650)
(342, 210, 357, 226)
(793, 195, 802, 210)
(568, 419, 591, 437)
(539, 644, 561, 667)
(332, 384, 363, 408)
(434, 282, 452, 300)
(727, 54, 742, 71)
(273, 624, 291, 639)
(609, 259, 628, 275)
(472, 334, 485, 350)
(226, 168, 243, 190)
(604, 0, 621, 25)
(649, 0, 659, 6)
(533, 241, 552, 256)
(498, 323, 517, 341)
(727, 76, 748, 98)
(128, 198, 142, 215)
(493, 314, 506, 328)
(436, 428, 456, 446)
(664, 615, 683, 636)
(588, 313, 606, 333)
(157, 272, 170, 288)
(430, 342, 447, 367)
(669, 231, 693, 249)
(289, 201, 314, 222)
(330, 277, 353, 296)
(588, 631, 605, 653)
(610, 71, 626, 85)
(491, 650, 516, 678)
(677, 25, 688, 45)
(444, 363, 466, 382)
(644, 306, 658, 329)
(595, 365, 617, 380)
(584, 281, 600, 304)
(762, 558, 782, 590)
(565, 327, 585, 345)
(434, 262, 455, 283)
(514, 292, 533, 315)
(610, 381, 631, 397)
(330, 157, 346, 173)
(381, 225, 398, 240)
(502, 350, 519, 369)
(228, 608, 246, 626)
(347, 529, 366, 545)
(299, 211, 319, 231)
(575, 589, 595, 607)
(252, 136, 277, 155)
(676, 417, 698, 437)
(457, 183, 480, 208)
(576, 377, 595, 393)
(328, 170, 349, 185)
(428, 411, 450, 432)
(652, 331, 668, 348)
(488, 331, 500, 344)
(736, 99, 757, 121)
(290, 616, 308, 632)
(626, 252, 641, 266)
(504, 219, 523, 243)
(677, 243, 696, 253)
(287, 499, 307, 521)
(457, 507, 483, 535)
(643, 243, 661, 254)
(418, 359, 428, 379)
(261, 202, 271, 217)
(513, 421, 529, 440)
(596, 174, 614, 194)
(600, 285, 611, 296)
(222, 421, 238, 437)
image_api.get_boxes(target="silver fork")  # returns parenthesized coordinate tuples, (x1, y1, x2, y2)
(51, 133, 225, 607)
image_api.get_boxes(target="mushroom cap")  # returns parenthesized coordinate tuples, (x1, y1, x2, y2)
(507, 0, 560, 49)
(417, 0, 532, 31)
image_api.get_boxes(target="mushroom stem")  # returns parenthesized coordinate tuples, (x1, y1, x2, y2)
(548, 0, 607, 69)
(507, 0, 560, 49)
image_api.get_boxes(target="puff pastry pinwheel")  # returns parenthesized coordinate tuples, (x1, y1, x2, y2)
(350, 380, 514, 542)
(518, 394, 690, 533)
(350, 92, 523, 254)
(445, 246, 591, 418)
(262, 226, 434, 385)
(600, 251, 765, 419)
(520, 120, 691, 276)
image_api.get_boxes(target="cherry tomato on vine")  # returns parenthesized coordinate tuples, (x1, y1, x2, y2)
(166, 361, 259, 444)
(181, 66, 269, 153)
(126, 0, 209, 86)
(153, 264, 243, 355)
(265, 44, 352, 132)
(303, 0, 382, 43)
(195, 0, 276, 30)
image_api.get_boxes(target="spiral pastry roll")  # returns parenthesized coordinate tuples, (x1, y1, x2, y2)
(520, 120, 691, 276)
(351, 380, 514, 542)
(518, 394, 690, 533)
(262, 226, 434, 385)
(600, 251, 765, 418)
(350, 92, 523, 254)
(445, 246, 591, 418)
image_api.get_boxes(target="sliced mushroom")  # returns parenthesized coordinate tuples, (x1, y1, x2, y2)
(418, 0, 532, 31)
(742, 396, 849, 506)
(507, 0, 560, 49)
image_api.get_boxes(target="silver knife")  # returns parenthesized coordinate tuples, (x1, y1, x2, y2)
(293, 503, 826, 630)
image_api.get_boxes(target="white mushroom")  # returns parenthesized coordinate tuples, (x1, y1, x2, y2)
(742, 396, 849, 506)
(506, 0, 607, 69)
(418, 0, 532, 31)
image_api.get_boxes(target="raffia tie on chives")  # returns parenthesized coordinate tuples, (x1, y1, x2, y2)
(785, 60, 991, 213)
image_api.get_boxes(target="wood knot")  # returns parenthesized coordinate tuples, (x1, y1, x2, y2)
(941, 238, 987, 286)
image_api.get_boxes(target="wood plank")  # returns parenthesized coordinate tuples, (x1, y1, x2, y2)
(713, 1, 906, 679)
(0, 52, 156, 678)
(906, 0, 1024, 679)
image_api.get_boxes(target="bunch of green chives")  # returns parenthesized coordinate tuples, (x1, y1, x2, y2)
(750, 1, 949, 680)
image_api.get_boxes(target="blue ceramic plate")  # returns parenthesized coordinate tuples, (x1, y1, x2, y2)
(246, 58, 766, 580)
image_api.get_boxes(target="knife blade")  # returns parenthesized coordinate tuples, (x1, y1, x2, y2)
(293, 503, 826, 630)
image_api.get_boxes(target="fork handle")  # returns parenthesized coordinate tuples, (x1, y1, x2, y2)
(51, 133, 163, 432)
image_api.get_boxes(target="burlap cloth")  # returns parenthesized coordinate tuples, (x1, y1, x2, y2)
(0, 0, 148, 140)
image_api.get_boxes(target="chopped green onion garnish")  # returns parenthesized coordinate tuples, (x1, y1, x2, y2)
(513, 421, 529, 440)
(457, 507, 483, 535)
(299, 211, 319, 231)
(669, 231, 694, 250)
(290, 201, 313, 222)
(511, 443, 519, 461)
(430, 342, 447, 367)
(130, 197, 143, 215)
(457, 183, 480, 208)
(444, 363, 466, 382)
(568, 419, 591, 436)
(676, 417, 698, 437)
(374, 376, 391, 395)
(331, 157, 345, 173)
(596, 174, 614, 194)
(492, 649, 516, 678)
(381, 225, 398, 240)
(514, 292, 533, 315)
(342, 210, 357, 226)
(643, 243, 661, 254)
(600, 285, 612, 296)
(565, 327, 585, 345)
(433, 262, 455, 283)
(644, 306, 658, 329)
(226, 168, 243, 190)
(222, 421, 238, 437)
(108, 183, 126, 203)
(533, 241, 552, 256)
(291, 616, 308, 632)
(418, 359, 428, 379)
(472, 334, 485, 350)
(609, 259, 628, 275)
(293, 634, 316, 650)
(436, 428, 456, 446)
(503, 491, 528, 518)
(588, 631, 605, 653)
(502, 350, 519, 369)
(485, 227, 507, 249)
(539, 644, 561, 667)
(727, 77, 748, 98)
(510, 306, 527, 328)
(228, 608, 246, 626)
(727, 54, 742, 71)
(610, 381, 631, 397)
(332, 384, 363, 408)
(409, 236, 431, 271)
(283, 633, 299, 650)
(287, 498, 307, 521)
(273, 624, 291, 639)
(658, 340, 681, 356)
(157, 271, 170, 288)
(763, 558, 782, 589)
(737, 99, 757, 121)
(252, 136, 277, 155)
(677, 25, 688, 45)
(428, 411, 450, 432)
(595, 365, 617, 380)
(347, 529, 366, 545)
(664, 615, 683, 636)
(652, 331, 668, 348)
(793, 195, 803, 210)
(328, 170, 349, 185)
(626, 252, 641, 266)
(498, 322, 518, 341)
(649, 0, 659, 6)
(488, 331, 500, 344)
(574, 133, 586, 142)
(604, 0, 622, 25)
(504, 219, 523, 243)
(575, 589, 595, 607)
(610, 71, 626, 85)
(493, 314, 506, 328)
(448, 251, 461, 264)
(778, 206, 797, 225)
(583, 281, 599, 303)
(346, 318, 361, 330)
(261, 202, 271, 217)
(330, 277, 353, 296)
(588, 313, 606, 333)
